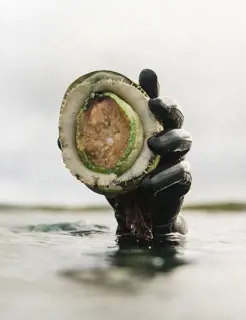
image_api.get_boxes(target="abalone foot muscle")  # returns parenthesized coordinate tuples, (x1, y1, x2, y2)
(77, 96, 131, 169)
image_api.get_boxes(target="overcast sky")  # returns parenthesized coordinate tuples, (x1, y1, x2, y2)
(0, 0, 246, 205)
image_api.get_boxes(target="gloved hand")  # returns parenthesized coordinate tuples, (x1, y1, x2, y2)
(105, 69, 192, 243)
(57, 69, 192, 244)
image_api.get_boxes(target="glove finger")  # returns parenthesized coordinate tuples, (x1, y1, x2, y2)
(138, 69, 159, 99)
(148, 128, 192, 160)
(141, 160, 192, 196)
(149, 97, 184, 130)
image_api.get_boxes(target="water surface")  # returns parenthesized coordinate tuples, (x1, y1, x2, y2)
(0, 210, 246, 320)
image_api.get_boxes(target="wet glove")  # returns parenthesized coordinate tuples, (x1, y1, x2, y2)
(105, 69, 192, 242)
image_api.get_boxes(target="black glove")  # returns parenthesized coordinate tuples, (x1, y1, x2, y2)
(57, 69, 192, 244)
(105, 69, 192, 243)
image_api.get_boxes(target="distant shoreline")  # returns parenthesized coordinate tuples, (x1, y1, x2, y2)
(0, 202, 246, 213)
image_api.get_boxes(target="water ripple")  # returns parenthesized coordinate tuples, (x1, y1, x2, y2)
(11, 221, 110, 237)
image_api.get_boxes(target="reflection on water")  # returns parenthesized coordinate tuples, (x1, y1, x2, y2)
(10, 217, 192, 292)
(60, 233, 192, 293)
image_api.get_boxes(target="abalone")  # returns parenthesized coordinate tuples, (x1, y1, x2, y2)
(58, 70, 163, 196)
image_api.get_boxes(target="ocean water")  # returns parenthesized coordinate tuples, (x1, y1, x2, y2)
(0, 210, 246, 320)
